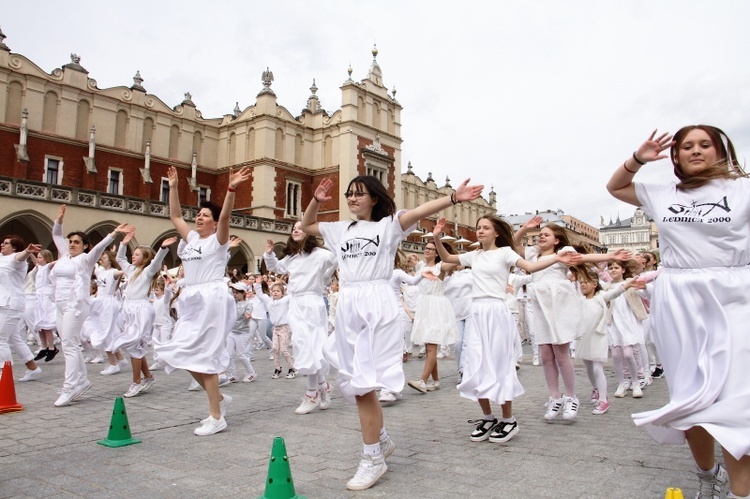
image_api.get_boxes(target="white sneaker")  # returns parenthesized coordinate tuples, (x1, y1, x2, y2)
(148, 362, 162, 371)
(123, 382, 143, 398)
(294, 393, 321, 415)
(83, 356, 92, 363)
(562, 396, 579, 421)
(544, 397, 565, 421)
(242, 373, 256, 383)
(188, 378, 202, 391)
(696, 464, 728, 498)
(220, 393, 232, 419)
(378, 390, 397, 403)
(139, 377, 155, 393)
(19, 367, 42, 382)
(532, 355, 540, 366)
(614, 380, 631, 398)
(218, 375, 232, 387)
(91, 356, 104, 364)
(194, 415, 227, 436)
(318, 382, 332, 409)
(632, 383, 643, 398)
(100, 364, 120, 375)
(118, 359, 129, 368)
(73, 379, 92, 400)
(54, 389, 76, 407)
(380, 436, 396, 458)
(346, 454, 387, 491)
(426, 380, 441, 391)
(407, 379, 427, 393)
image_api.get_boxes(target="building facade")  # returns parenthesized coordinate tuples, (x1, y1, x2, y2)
(0, 30, 494, 271)
(598, 208, 655, 254)
(501, 209, 604, 252)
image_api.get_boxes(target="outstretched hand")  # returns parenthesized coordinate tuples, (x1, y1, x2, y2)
(228, 235, 243, 249)
(228, 166, 251, 190)
(167, 166, 179, 188)
(56, 204, 66, 223)
(558, 252, 583, 266)
(455, 179, 484, 203)
(610, 248, 632, 260)
(313, 178, 334, 203)
(433, 217, 447, 237)
(523, 216, 543, 230)
(266, 239, 274, 254)
(635, 130, 674, 164)
(122, 226, 136, 244)
(161, 236, 178, 248)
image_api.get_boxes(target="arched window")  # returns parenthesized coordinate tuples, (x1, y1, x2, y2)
(5, 81, 23, 124)
(42, 91, 58, 132)
(142, 117, 154, 152)
(75, 100, 90, 140)
(115, 110, 128, 148)
(168, 125, 180, 159)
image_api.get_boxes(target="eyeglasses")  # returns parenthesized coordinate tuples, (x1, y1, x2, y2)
(424, 247, 436, 251)
(344, 191, 369, 199)
(1, 241, 10, 246)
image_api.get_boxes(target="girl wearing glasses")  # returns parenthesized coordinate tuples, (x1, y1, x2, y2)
(301, 175, 483, 491)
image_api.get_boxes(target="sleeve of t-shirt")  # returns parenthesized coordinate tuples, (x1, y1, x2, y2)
(504, 247, 523, 268)
(634, 182, 672, 218)
(459, 251, 476, 268)
(525, 246, 539, 261)
(318, 222, 346, 255)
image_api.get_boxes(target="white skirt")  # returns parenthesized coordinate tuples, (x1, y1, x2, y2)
(287, 293, 329, 375)
(89, 295, 123, 351)
(411, 293, 457, 345)
(155, 281, 235, 375)
(332, 280, 403, 404)
(576, 328, 609, 363)
(111, 299, 155, 358)
(458, 299, 524, 404)
(632, 266, 750, 460)
(34, 294, 56, 331)
(529, 280, 582, 345)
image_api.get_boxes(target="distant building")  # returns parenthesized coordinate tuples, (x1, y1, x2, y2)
(501, 209, 604, 252)
(598, 207, 655, 253)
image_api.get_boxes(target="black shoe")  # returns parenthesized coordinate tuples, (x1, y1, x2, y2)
(45, 347, 59, 362)
(285, 369, 297, 379)
(489, 420, 519, 443)
(34, 349, 49, 361)
(469, 417, 498, 442)
(652, 367, 664, 378)
(271, 369, 282, 379)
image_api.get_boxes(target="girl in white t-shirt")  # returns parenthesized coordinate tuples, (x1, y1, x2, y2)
(300, 175, 484, 492)
(432, 216, 580, 444)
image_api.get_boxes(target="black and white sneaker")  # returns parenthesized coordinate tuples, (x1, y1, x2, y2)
(489, 420, 519, 443)
(469, 418, 498, 442)
(651, 366, 664, 378)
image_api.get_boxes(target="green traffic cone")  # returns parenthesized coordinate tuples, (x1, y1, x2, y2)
(257, 436, 306, 499)
(97, 397, 141, 448)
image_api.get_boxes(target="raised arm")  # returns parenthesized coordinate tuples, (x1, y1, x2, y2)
(15, 243, 41, 262)
(607, 130, 674, 206)
(52, 205, 68, 256)
(89, 223, 130, 265)
(581, 248, 631, 264)
(513, 216, 542, 248)
(432, 217, 461, 265)
(263, 239, 283, 274)
(300, 178, 333, 237)
(399, 179, 483, 231)
(145, 237, 178, 279)
(167, 167, 191, 240)
(217, 166, 251, 245)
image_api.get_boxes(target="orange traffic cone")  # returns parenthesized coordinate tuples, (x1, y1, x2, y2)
(0, 360, 24, 413)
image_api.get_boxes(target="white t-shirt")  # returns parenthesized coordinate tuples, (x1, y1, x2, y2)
(319, 213, 411, 283)
(180, 231, 229, 285)
(635, 178, 750, 268)
(458, 247, 521, 300)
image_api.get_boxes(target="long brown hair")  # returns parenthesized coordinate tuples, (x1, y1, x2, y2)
(671, 125, 747, 190)
(542, 223, 571, 253)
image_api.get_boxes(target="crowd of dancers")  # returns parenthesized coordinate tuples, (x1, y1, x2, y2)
(1, 124, 748, 497)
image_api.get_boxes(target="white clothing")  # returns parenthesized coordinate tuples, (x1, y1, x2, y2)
(577, 284, 626, 363)
(89, 267, 123, 352)
(254, 287, 290, 326)
(606, 289, 646, 347)
(264, 248, 336, 374)
(155, 231, 235, 375)
(525, 246, 582, 345)
(318, 213, 413, 403)
(410, 262, 457, 346)
(0, 252, 27, 364)
(33, 264, 56, 330)
(444, 268, 473, 321)
(632, 178, 750, 459)
(457, 248, 525, 404)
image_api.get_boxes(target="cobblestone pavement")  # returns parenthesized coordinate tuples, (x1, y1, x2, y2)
(1, 346, 708, 498)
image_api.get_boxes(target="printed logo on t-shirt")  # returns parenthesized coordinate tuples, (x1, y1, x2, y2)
(341, 235, 380, 260)
(181, 245, 203, 262)
(663, 195, 731, 224)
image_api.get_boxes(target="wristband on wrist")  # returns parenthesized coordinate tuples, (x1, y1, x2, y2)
(312, 194, 322, 203)
(632, 152, 646, 165)
(623, 162, 640, 174)
(227, 186, 236, 193)
(450, 192, 458, 205)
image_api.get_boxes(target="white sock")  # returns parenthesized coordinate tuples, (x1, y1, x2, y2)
(363, 442, 381, 457)
(501, 416, 515, 423)
(379, 427, 388, 442)
(483, 414, 495, 421)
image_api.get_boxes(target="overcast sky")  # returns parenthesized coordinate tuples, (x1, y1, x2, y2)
(5, 1, 750, 227)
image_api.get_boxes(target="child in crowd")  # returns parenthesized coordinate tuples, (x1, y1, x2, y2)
(148, 276, 174, 371)
(253, 276, 295, 379)
(225, 281, 256, 383)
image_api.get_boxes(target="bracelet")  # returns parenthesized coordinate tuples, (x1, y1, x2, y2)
(227, 186, 237, 193)
(312, 194, 322, 203)
(623, 162, 640, 174)
(632, 152, 646, 165)
(450, 192, 458, 205)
